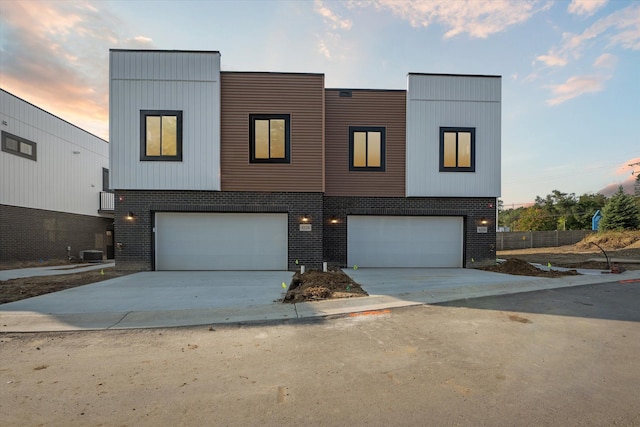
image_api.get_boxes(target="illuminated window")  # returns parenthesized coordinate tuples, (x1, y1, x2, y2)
(1, 131, 37, 161)
(439, 127, 475, 172)
(349, 126, 385, 171)
(140, 111, 182, 161)
(249, 114, 290, 163)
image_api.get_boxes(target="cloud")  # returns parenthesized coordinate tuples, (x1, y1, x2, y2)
(615, 157, 640, 176)
(353, 0, 550, 39)
(545, 74, 608, 105)
(594, 158, 640, 196)
(313, 1, 352, 61)
(126, 36, 155, 48)
(535, 4, 637, 104)
(318, 39, 332, 59)
(567, 0, 608, 17)
(535, 3, 639, 74)
(316, 31, 350, 62)
(605, 4, 640, 50)
(593, 52, 617, 68)
(314, 0, 353, 30)
(0, 0, 155, 139)
(598, 176, 637, 197)
(535, 53, 568, 67)
(564, 3, 640, 54)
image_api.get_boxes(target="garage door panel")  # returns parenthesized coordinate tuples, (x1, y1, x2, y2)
(155, 213, 287, 270)
(347, 216, 463, 268)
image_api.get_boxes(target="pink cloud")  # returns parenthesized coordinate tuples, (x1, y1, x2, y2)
(568, 0, 608, 17)
(0, 1, 155, 140)
(598, 175, 638, 197)
(358, 0, 550, 39)
(593, 53, 617, 68)
(535, 53, 568, 67)
(533, 2, 639, 86)
(598, 157, 640, 197)
(545, 74, 608, 105)
(314, 0, 353, 30)
(615, 157, 640, 176)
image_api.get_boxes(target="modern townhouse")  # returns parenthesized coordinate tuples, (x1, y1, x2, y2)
(109, 50, 500, 271)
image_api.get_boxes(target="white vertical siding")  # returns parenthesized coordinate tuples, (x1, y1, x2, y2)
(0, 90, 108, 216)
(406, 74, 501, 197)
(109, 50, 221, 190)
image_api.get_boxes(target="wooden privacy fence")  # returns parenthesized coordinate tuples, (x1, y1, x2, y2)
(496, 230, 595, 250)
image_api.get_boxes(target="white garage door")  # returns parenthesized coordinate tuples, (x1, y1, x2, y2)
(347, 216, 463, 268)
(155, 213, 288, 270)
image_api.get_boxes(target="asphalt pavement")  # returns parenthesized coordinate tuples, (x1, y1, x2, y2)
(3, 279, 639, 426)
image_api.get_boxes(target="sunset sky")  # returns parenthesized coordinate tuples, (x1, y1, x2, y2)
(1, 0, 638, 206)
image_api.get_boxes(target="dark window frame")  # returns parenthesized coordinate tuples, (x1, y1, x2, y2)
(102, 168, 111, 192)
(249, 114, 291, 164)
(348, 126, 386, 172)
(140, 110, 183, 161)
(439, 127, 476, 172)
(1, 131, 37, 161)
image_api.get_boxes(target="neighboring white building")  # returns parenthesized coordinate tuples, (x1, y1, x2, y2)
(0, 89, 114, 262)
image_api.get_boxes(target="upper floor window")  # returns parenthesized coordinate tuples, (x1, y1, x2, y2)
(1, 131, 37, 161)
(440, 127, 475, 172)
(349, 126, 385, 171)
(102, 168, 110, 192)
(249, 114, 290, 163)
(140, 110, 183, 161)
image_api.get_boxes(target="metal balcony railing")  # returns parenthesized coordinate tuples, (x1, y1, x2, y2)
(99, 191, 115, 211)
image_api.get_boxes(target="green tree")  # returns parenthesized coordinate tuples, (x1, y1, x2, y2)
(501, 190, 608, 231)
(573, 193, 607, 229)
(534, 190, 580, 230)
(497, 200, 524, 230)
(515, 207, 556, 231)
(599, 186, 640, 231)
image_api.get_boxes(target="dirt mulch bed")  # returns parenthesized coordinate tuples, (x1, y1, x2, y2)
(283, 269, 368, 303)
(480, 258, 580, 278)
(0, 269, 131, 305)
(498, 247, 640, 271)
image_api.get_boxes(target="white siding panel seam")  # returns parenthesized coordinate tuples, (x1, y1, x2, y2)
(111, 78, 218, 83)
(410, 99, 500, 103)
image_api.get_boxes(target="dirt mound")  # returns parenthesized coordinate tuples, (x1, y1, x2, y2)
(481, 258, 579, 278)
(283, 269, 368, 303)
(575, 230, 640, 251)
(626, 239, 640, 249)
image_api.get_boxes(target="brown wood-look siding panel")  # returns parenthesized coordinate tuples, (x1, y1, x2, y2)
(221, 73, 324, 192)
(325, 89, 406, 197)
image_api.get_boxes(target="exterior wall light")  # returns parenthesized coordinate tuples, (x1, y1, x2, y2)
(330, 217, 339, 225)
(301, 214, 310, 223)
(126, 211, 136, 221)
(479, 217, 488, 225)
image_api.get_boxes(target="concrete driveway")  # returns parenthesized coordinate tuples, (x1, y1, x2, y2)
(2, 267, 640, 332)
(0, 271, 292, 313)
